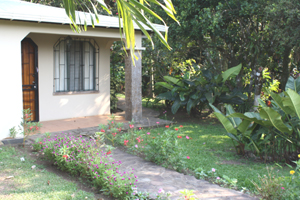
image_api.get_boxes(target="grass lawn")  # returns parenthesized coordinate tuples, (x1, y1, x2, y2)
(0, 146, 100, 200)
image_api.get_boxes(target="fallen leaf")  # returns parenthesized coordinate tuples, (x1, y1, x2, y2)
(47, 180, 50, 185)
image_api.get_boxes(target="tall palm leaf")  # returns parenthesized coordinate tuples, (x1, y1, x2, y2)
(62, 0, 178, 61)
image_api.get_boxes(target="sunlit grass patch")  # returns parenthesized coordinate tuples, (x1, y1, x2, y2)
(0, 146, 96, 200)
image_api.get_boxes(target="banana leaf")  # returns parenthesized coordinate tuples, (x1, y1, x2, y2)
(222, 64, 242, 82)
(269, 91, 294, 115)
(228, 112, 265, 126)
(286, 89, 300, 120)
(225, 104, 242, 128)
(210, 104, 237, 135)
(260, 107, 293, 134)
(285, 76, 300, 94)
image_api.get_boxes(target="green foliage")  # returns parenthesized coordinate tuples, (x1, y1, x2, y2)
(156, 63, 246, 115)
(251, 167, 287, 200)
(36, 133, 137, 199)
(0, 146, 96, 200)
(119, 128, 185, 171)
(20, 109, 42, 147)
(211, 77, 300, 162)
(9, 126, 18, 138)
(62, 0, 178, 63)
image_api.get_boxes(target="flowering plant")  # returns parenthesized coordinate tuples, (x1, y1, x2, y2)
(20, 109, 42, 147)
(34, 133, 137, 199)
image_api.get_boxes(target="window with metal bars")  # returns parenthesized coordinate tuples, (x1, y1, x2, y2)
(53, 37, 99, 93)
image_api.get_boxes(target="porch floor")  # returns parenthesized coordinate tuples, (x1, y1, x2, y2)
(35, 97, 172, 137)
(39, 114, 127, 134)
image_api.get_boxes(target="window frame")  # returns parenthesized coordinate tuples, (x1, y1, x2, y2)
(53, 37, 99, 94)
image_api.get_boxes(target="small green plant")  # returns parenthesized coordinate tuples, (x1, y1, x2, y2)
(179, 189, 196, 200)
(44, 132, 51, 138)
(9, 126, 18, 138)
(19, 109, 41, 147)
(32, 138, 43, 151)
(98, 115, 124, 147)
(251, 167, 286, 200)
(280, 154, 300, 199)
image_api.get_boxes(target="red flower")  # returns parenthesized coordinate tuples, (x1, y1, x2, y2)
(124, 140, 128, 146)
(118, 128, 122, 132)
(63, 155, 68, 159)
(106, 151, 111, 155)
(175, 128, 178, 131)
(100, 129, 105, 133)
(29, 126, 33, 130)
(177, 136, 182, 138)
(179, 125, 183, 128)
(267, 100, 271, 107)
(39, 142, 42, 144)
(36, 126, 39, 130)
(165, 125, 169, 128)
(112, 132, 117, 137)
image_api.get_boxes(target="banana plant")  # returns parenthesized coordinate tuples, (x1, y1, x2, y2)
(210, 104, 261, 155)
(211, 84, 300, 160)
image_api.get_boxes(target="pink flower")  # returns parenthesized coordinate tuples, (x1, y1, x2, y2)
(111, 121, 114, 124)
(100, 129, 105, 132)
(139, 127, 142, 130)
(187, 156, 190, 159)
(175, 128, 178, 131)
(158, 188, 164, 193)
(25, 114, 28, 118)
(156, 122, 160, 124)
(179, 125, 183, 127)
(129, 124, 134, 129)
(212, 168, 216, 172)
(217, 177, 220, 180)
(135, 145, 138, 148)
(147, 132, 150, 135)
(281, 187, 285, 190)
(124, 140, 128, 146)
(186, 136, 189, 139)
(29, 126, 33, 130)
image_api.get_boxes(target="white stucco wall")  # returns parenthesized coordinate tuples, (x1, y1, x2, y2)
(0, 20, 142, 140)
(28, 33, 111, 121)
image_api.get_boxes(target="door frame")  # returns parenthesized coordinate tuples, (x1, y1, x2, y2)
(21, 38, 39, 122)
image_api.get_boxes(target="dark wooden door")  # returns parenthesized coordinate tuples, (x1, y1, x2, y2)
(21, 38, 39, 121)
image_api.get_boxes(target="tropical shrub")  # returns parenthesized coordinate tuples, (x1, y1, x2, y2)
(211, 76, 300, 163)
(155, 63, 247, 115)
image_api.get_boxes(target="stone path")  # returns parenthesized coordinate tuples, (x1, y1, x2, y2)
(25, 99, 257, 200)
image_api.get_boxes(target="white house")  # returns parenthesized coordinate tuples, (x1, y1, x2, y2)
(0, 0, 165, 140)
